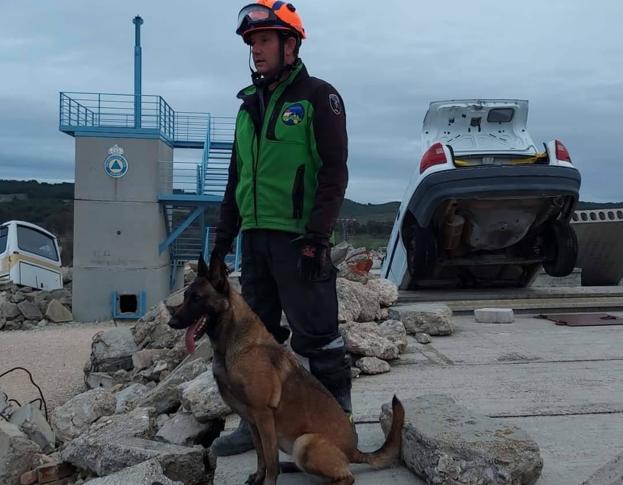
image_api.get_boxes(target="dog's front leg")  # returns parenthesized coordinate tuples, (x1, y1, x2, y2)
(246, 422, 266, 485)
(252, 410, 280, 485)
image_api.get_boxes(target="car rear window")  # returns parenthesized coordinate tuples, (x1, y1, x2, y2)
(16, 225, 59, 262)
(0, 226, 7, 253)
(487, 108, 514, 123)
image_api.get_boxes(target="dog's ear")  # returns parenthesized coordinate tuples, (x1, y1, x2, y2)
(197, 254, 208, 278)
(208, 252, 230, 295)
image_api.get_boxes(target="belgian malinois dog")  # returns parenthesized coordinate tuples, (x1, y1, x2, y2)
(168, 256, 404, 485)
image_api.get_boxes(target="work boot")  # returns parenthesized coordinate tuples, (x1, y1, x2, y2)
(210, 418, 254, 456)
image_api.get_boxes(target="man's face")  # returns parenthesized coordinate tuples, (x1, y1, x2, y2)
(248, 30, 281, 76)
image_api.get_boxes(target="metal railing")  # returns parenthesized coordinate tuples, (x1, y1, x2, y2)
(60, 92, 236, 196)
(60, 92, 175, 138)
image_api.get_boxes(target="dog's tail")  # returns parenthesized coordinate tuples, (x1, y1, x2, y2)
(351, 395, 404, 469)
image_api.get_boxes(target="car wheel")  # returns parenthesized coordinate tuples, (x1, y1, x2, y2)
(543, 220, 578, 277)
(407, 223, 437, 280)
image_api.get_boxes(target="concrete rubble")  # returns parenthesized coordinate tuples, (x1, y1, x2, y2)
(355, 356, 391, 375)
(380, 394, 543, 485)
(389, 303, 454, 336)
(8, 251, 507, 484)
(340, 321, 401, 361)
(0, 420, 41, 485)
(51, 388, 116, 443)
(8, 403, 55, 453)
(60, 407, 208, 483)
(0, 280, 73, 331)
(475, 308, 515, 324)
(178, 368, 231, 422)
(83, 459, 183, 484)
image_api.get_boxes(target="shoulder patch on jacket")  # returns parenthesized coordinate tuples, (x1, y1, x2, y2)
(329, 93, 342, 115)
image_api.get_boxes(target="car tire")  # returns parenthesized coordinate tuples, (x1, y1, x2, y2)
(407, 223, 437, 280)
(543, 220, 578, 277)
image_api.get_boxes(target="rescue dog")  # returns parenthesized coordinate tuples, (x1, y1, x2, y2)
(168, 255, 404, 485)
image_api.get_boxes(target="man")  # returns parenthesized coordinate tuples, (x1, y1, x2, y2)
(209, 0, 351, 456)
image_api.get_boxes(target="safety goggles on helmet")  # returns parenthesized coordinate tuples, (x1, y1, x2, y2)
(236, 2, 305, 40)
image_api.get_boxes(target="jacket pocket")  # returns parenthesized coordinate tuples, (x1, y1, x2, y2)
(292, 164, 305, 219)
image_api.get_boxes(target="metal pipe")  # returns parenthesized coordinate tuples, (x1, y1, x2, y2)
(133, 15, 143, 129)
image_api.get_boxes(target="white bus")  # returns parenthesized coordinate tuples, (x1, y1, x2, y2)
(0, 220, 63, 290)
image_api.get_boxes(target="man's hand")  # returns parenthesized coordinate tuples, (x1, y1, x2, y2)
(297, 237, 334, 282)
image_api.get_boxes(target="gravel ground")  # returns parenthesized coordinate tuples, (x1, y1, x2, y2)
(0, 322, 124, 413)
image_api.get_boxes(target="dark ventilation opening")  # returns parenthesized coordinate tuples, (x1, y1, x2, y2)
(119, 294, 138, 314)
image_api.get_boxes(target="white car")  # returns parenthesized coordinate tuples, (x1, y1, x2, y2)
(382, 99, 581, 289)
(0, 220, 63, 290)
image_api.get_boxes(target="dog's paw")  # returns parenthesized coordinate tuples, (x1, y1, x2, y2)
(245, 471, 265, 485)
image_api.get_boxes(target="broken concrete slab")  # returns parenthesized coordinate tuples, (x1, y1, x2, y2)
(82, 459, 183, 485)
(17, 301, 43, 321)
(45, 299, 73, 323)
(132, 348, 170, 371)
(475, 308, 515, 324)
(377, 319, 408, 352)
(415, 333, 432, 344)
(355, 357, 391, 375)
(9, 404, 55, 453)
(366, 278, 399, 307)
(132, 303, 182, 350)
(114, 382, 150, 414)
(336, 278, 363, 322)
(1, 301, 21, 319)
(62, 408, 207, 485)
(135, 340, 212, 414)
(51, 388, 116, 443)
(581, 452, 623, 485)
(340, 322, 400, 360)
(380, 394, 543, 485)
(389, 304, 454, 336)
(0, 420, 41, 485)
(88, 327, 138, 373)
(155, 411, 216, 446)
(178, 368, 231, 422)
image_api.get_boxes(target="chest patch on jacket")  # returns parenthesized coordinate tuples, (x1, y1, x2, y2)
(282, 103, 305, 126)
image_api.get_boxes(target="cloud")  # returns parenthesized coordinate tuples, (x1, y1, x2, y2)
(0, 0, 621, 204)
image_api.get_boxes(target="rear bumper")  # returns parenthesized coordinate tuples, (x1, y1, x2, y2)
(408, 165, 581, 226)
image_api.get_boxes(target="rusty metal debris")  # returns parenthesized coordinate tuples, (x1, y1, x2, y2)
(540, 313, 623, 326)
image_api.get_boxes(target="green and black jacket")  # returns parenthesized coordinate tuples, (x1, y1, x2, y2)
(215, 60, 348, 248)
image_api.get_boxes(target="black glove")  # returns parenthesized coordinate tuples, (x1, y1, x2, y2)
(210, 239, 231, 263)
(297, 236, 334, 282)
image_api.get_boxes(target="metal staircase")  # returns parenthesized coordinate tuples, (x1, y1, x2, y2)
(158, 115, 238, 287)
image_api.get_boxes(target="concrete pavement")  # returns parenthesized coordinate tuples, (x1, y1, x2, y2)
(213, 311, 623, 484)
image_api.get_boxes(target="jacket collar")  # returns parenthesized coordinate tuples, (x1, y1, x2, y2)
(237, 59, 307, 102)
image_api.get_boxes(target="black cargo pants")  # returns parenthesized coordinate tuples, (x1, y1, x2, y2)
(239, 229, 352, 413)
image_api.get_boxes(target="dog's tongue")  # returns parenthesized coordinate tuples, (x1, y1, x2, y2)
(185, 318, 203, 354)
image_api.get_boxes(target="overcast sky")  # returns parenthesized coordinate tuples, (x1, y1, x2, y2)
(1, 0, 621, 203)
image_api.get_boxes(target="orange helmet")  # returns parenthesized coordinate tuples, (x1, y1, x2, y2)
(236, 1, 306, 43)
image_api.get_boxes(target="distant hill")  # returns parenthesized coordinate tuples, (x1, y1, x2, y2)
(339, 199, 399, 223)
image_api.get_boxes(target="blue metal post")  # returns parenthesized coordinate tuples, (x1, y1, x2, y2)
(133, 15, 143, 129)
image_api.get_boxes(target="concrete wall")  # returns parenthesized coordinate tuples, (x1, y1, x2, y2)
(572, 209, 623, 286)
(72, 136, 176, 321)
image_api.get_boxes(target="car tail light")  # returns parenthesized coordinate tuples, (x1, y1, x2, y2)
(420, 143, 447, 173)
(555, 140, 572, 163)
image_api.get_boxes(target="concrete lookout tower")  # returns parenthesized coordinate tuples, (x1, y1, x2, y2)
(59, 16, 236, 321)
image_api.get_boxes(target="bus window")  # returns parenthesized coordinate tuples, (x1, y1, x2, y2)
(0, 226, 7, 253)
(16, 225, 59, 262)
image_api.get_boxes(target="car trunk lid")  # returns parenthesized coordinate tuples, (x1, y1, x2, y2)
(422, 99, 537, 158)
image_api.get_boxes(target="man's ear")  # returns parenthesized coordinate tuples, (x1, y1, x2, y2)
(208, 252, 230, 295)
(197, 254, 208, 277)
